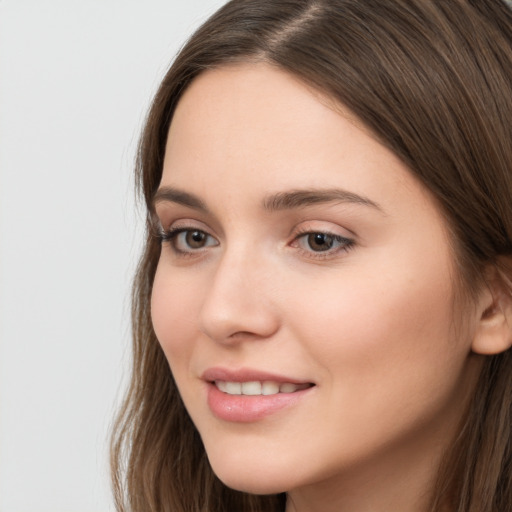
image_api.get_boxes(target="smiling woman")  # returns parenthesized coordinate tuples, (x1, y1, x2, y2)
(110, 2, 512, 512)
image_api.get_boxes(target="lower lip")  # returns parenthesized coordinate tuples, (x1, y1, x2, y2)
(206, 382, 313, 422)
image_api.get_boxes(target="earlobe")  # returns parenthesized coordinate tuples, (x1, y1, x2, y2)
(471, 264, 512, 355)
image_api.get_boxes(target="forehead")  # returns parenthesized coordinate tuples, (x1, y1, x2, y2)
(168, 62, 367, 148)
(163, 63, 411, 199)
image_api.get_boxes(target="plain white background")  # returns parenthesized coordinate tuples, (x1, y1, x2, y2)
(0, 1, 226, 511)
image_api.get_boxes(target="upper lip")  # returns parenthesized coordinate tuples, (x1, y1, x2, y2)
(202, 367, 313, 385)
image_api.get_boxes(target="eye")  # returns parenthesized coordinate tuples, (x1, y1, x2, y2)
(161, 227, 219, 254)
(293, 230, 354, 256)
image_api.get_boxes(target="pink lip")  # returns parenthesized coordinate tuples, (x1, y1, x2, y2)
(202, 367, 315, 423)
(201, 367, 311, 384)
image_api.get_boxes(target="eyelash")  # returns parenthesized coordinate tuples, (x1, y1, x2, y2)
(158, 225, 355, 260)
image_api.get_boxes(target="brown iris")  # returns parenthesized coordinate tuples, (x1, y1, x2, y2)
(186, 230, 208, 249)
(307, 233, 335, 251)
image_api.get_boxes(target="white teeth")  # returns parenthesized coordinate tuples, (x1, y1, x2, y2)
(225, 382, 242, 395)
(279, 383, 299, 393)
(262, 381, 280, 395)
(215, 380, 308, 396)
(241, 381, 261, 395)
(216, 381, 228, 393)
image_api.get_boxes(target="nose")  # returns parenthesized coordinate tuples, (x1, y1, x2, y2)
(199, 248, 280, 344)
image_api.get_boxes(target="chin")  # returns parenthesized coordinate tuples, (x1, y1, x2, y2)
(206, 453, 293, 495)
(215, 472, 288, 495)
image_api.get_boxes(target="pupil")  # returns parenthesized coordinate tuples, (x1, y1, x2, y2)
(308, 233, 333, 251)
(187, 231, 206, 248)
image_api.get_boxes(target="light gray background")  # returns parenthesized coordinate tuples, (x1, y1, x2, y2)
(0, 1, 226, 511)
(4, 2, 511, 512)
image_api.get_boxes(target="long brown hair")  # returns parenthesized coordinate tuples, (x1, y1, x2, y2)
(110, 1, 512, 511)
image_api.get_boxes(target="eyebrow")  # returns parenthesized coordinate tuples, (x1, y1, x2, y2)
(152, 186, 383, 214)
(262, 188, 384, 213)
(153, 186, 209, 213)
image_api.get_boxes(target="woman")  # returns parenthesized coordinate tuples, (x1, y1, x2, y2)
(111, 1, 512, 511)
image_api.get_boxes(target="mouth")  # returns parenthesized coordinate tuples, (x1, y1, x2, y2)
(202, 368, 315, 422)
(214, 380, 313, 396)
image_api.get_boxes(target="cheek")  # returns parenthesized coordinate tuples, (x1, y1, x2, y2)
(285, 256, 462, 393)
(278, 263, 472, 459)
(151, 266, 199, 363)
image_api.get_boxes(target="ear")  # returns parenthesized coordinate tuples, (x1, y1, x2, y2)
(472, 262, 512, 355)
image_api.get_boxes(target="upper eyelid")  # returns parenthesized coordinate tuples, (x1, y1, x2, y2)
(293, 225, 352, 235)
(152, 199, 221, 236)
(153, 206, 224, 237)
(291, 220, 356, 239)
(292, 229, 354, 246)
(157, 217, 214, 234)
(162, 225, 216, 241)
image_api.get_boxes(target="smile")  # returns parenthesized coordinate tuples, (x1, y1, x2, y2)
(203, 368, 315, 421)
(215, 380, 312, 396)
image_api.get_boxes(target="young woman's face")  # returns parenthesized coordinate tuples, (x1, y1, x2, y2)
(151, 63, 482, 503)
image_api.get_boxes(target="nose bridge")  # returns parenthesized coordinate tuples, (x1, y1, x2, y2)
(199, 240, 279, 343)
